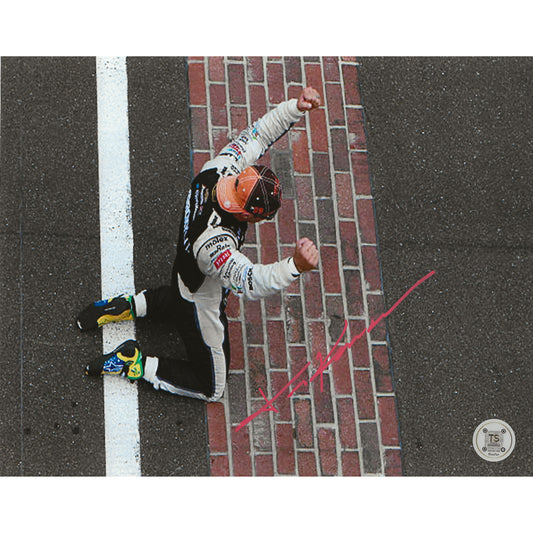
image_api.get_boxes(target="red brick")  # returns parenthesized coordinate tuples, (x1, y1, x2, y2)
(209, 84, 227, 127)
(304, 63, 324, 93)
(378, 396, 400, 446)
(244, 299, 263, 344)
(335, 173, 355, 218)
(347, 107, 367, 151)
(228, 321, 244, 371)
(243, 215, 257, 239)
(193, 152, 210, 175)
(276, 424, 296, 475)
(312, 152, 331, 197)
(230, 106, 248, 134)
(277, 198, 297, 245)
(351, 151, 372, 196)
(320, 246, 342, 294)
(293, 398, 313, 448)
(260, 222, 278, 263)
(246, 56, 264, 82)
(190, 107, 209, 150)
(228, 63, 246, 105)
(248, 346, 267, 395)
(330, 128, 350, 172)
(384, 448, 402, 476)
(267, 62, 285, 105)
(312, 371, 335, 424)
(341, 451, 361, 476)
(295, 176, 315, 220)
(366, 294, 387, 341)
(337, 398, 357, 449)
(188, 62, 206, 106)
(349, 321, 370, 367)
(354, 370, 376, 420)
(342, 64, 361, 105)
(361, 245, 381, 292)
(325, 83, 345, 126)
(344, 270, 364, 316)
(298, 451, 318, 476)
(357, 198, 377, 244)
(323, 57, 341, 82)
(255, 454, 274, 476)
(231, 425, 252, 476)
(208, 56, 225, 82)
(242, 244, 257, 263)
(304, 270, 323, 319)
(265, 292, 282, 318)
(284, 56, 302, 83)
(308, 109, 329, 152)
(318, 428, 337, 476)
(291, 129, 310, 174)
(339, 221, 359, 267)
(210, 454, 230, 476)
(207, 402, 228, 453)
(332, 347, 352, 396)
(271, 371, 291, 421)
(289, 346, 309, 393)
(249, 83, 267, 121)
(372, 344, 393, 393)
(267, 320, 287, 369)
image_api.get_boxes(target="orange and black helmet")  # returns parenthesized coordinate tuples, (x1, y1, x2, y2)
(217, 165, 282, 220)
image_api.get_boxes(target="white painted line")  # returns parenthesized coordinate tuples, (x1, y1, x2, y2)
(96, 56, 141, 476)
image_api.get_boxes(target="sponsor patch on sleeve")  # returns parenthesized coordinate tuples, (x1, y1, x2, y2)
(214, 249, 232, 270)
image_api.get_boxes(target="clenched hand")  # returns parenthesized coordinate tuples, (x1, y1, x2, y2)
(297, 87, 321, 112)
(293, 238, 319, 272)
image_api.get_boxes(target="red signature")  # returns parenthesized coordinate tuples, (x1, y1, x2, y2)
(235, 270, 435, 432)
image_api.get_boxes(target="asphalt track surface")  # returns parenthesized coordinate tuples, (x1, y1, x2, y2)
(1, 57, 531, 477)
(1, 57, 208, 476)
(358, 57, 532, 475)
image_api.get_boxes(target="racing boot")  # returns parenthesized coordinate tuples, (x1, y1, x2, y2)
(77, 294, 136, 331)
(85, 339, 144, 381)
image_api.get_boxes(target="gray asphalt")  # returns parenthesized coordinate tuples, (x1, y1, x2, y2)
(358, 57, 532, 475)
(1, 57, 105, 475)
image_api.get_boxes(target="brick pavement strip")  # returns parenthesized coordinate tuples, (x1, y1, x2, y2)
(188, 57, 402, 476)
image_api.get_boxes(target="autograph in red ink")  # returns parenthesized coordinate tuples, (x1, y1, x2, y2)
(235, 270, 435, 432)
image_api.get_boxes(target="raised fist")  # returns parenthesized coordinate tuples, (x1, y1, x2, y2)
(293, 237, 319, 272)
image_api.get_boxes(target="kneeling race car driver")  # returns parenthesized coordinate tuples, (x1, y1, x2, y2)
(78, 86, 321, 402)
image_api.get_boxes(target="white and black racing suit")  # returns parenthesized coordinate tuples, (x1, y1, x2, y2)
(136, 97, 306, 401)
